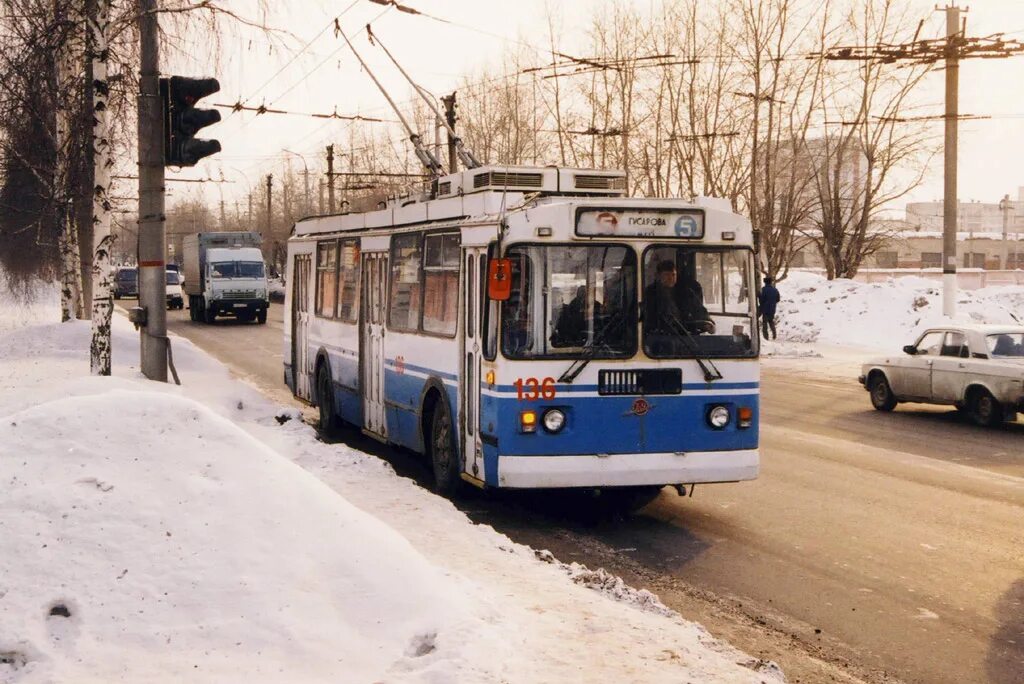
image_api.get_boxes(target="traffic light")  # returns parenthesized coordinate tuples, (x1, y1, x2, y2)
(160, 76, 222, 167)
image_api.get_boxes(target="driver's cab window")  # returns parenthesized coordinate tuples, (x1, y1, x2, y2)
(915, 331, 944, 356)
(941, 331, 969, 358)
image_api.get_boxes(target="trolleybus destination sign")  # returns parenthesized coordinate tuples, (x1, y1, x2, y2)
(575, 208, 705, 239)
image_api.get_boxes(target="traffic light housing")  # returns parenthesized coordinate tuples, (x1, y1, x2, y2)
(160, 76, 222, 167)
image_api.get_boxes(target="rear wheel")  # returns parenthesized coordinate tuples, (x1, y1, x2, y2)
(429, 399, 461, 498)
(869, 374, 897, 411)
(317, 364, 339, 434)
(968, 388, 1003, 427)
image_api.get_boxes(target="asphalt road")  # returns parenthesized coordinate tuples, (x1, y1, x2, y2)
(150, 301, 1024, 684)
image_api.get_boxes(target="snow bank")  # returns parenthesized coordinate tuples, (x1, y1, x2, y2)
(770, 271, 1023, 352)
(0, 286, 782, 683)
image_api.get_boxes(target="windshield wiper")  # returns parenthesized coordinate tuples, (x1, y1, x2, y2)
(558, 312, 627, 383)
(663, 313, 723, 382)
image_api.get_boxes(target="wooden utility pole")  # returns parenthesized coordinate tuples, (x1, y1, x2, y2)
(442, 92, 457, 173)
(137, 0, 167, 381)
(326, 144, 336, 212)
(941, 3, 962, 317)
(265, 174, 273, 236)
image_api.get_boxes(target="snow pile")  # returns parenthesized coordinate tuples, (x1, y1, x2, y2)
(771, 271, 1023, 352)
(0, 289, 783, 683)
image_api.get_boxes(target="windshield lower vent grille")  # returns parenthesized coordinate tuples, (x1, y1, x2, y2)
(598, 368, 682, 396)
(473, 171, 544, 189)
(574, 174, 626, 190)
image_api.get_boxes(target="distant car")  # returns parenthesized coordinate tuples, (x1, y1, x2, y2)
(113, 267, 138, 299)
(859, 324, 1024, 426)
(166, 270, 184, 310)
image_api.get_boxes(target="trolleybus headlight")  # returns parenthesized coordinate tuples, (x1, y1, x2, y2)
(542, 408, 566, 433)
(707, 405, 730, 429)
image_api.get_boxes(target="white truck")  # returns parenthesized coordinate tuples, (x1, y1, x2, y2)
(182, 232, 270, 324)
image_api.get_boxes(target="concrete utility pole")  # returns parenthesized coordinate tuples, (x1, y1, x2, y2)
(326, 144, 336, 213)
(941, 3, 962, 317)
(247, 192, 253, 231)
(265, 174, 273, 237)
(999, 193, 1011, 269)
(442, 92, 457, 174)
(318, 177, 325, 214)
(137, 0, 167, 381)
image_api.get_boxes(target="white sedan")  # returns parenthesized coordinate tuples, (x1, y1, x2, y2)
(859, 324, 1024, 426)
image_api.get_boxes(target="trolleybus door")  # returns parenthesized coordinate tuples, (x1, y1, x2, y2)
(292, 253, 312, 401)
(461, 248, 486, 479)
(361, 252, 388, 438)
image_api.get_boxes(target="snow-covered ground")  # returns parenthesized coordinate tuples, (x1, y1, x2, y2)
(762, 271, 1024, 379)
(0, 283, 782, 683)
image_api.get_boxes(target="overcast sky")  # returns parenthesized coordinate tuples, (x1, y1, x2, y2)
(161, 0, 1024, 215)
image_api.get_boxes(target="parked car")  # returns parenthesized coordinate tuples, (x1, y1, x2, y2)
(859, 324, 1024, 426)
(166, 270, 184, 309)
(113, 267, 138, 299)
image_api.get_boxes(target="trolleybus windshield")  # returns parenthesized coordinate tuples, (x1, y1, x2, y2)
(501, 244, 637, 359)
(641, 246, 756, 358)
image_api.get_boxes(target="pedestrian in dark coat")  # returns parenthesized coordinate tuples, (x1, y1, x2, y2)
(759, 277, 781, 340)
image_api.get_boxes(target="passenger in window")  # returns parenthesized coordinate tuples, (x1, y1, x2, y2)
(552, 287, 592, 348)
(644, 259, 714, 342)
(993, 334, 1017, 356)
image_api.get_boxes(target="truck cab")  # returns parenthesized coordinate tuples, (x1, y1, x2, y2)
(183, 232, 270, 324)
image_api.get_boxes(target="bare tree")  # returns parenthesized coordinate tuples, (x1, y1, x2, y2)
(89, 0, 113, 374)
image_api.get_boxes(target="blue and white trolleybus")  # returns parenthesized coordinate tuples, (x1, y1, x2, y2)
(284, 165, 760, 504)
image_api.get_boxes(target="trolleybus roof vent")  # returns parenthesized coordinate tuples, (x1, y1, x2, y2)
(473, 171, 544, 189)
(574, 174, 626, 191)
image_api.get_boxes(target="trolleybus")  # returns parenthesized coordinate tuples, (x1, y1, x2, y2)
(284, 165, 760, 504)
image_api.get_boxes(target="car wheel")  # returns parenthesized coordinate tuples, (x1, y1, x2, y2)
(317, 364, 339, 434)
(257, 309, 267, 324)
(968, 388, 1003, 427)
(429, 398, 461, 498)
(869, 373, 897, 411)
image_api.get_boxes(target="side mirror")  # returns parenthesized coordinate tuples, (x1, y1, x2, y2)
(903, 345, 917, 355)
(487, 258, 512, 301)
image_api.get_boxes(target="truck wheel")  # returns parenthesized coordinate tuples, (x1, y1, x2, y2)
(204, 299, 216, 324)
(429, 398, 461, 498)
(968, 388, 1003, 427)
(869, 374, 897, 411)
(257, 309, 267, 324)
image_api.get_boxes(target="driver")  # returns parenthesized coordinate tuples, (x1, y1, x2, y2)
(643, 260, 714, 345)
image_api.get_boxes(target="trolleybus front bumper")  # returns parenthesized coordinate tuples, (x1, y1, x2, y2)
(494, 448, 759, 489)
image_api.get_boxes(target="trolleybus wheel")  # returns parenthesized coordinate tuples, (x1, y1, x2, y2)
(429, 399, 461, 498)
(317, 364, 339, 434)
(604, 486, 663, 514)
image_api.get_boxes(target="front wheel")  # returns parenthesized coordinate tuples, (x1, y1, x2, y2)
(429, 400, 461, 498)
(968, 389, 1003, 427)
(256, 308, 267, 324)
(869, 374, 897, 411)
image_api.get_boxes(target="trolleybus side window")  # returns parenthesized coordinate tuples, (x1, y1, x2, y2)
(337, 239, 361, 322)
(501, 244, 636, 359)
(315, 240, 339, 318)
(388, 233, 423, 331)
(422, 233, 460, 336)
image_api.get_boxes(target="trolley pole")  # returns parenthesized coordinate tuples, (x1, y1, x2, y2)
(137, 0, 167, 381)
(941, 4, 962, 318)
(326, 144, 336, 213)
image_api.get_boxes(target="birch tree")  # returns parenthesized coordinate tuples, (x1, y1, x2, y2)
(55, 1, 83, 321)
(89, 0, 113, 374)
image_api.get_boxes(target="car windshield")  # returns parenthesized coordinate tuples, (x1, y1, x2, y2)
(501, 244, 637, 359)
(986, 333, 1024, 357)
(165, 271, 180, 285)
(117, 269, 137, 282)
(641, 246, 756, 358)
(212, 261, 265, 279)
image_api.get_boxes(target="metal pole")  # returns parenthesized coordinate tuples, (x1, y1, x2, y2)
(326, 144, 336, 212)
(137, 0, 167, 381)
(1000, 194, 1010, 269)
(265, 174, 272, 237)
(941, 4, 961, 317)
(442, 92, 458, 173)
